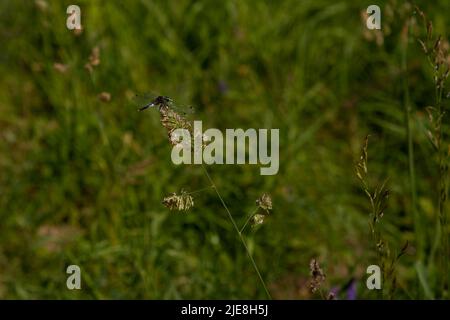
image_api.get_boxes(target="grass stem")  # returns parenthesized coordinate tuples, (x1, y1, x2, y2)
(401, 21, 422, 261)
(240, 208, 258, 234)
(201, 164, 272, 299)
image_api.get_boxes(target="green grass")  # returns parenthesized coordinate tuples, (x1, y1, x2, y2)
(0, 0, 450, 299)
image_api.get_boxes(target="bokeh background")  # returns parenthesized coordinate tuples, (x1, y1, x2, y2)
(1, 0, 450, 299)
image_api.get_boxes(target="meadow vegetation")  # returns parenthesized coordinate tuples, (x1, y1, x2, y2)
(1, 0, 450, 299)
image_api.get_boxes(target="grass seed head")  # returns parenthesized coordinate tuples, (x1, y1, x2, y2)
(256, 193, 272, 213)
(309, 258, 326, 294)
(98, 92, 111, 102)
(162, 190, 194, 211)
(85, 46, 100, 72)
(252, 213, 266, 226)
(159, 107, 193, 146)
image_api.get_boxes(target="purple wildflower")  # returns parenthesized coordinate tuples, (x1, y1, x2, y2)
(346, 280, 357, 300)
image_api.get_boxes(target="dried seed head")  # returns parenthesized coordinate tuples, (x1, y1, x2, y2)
(159, 106, 193, 146)
(309, 259, 326, 294)
(162, 190, 194, 211)
(418, 39, 428, 54)
(85, 46, 100, 72)
(427, 21, 433, 40)
(53, 62, 69, 74)
(355, 135, 369, 182)
(98, 92, 111, 102)
(89, 47, 100, 66)
(256, 193, 272, 213)
(35, 0, 48, 11)
(252, 213, 266, 226)
(251, 193, 273, 226)
(327, 292, 336, 300)
(417, 6, 450, 90)
(148, 96, 204, 149)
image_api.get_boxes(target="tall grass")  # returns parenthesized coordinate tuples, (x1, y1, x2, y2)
(201, 165, 272, 299)
(1, 0, 450, 299)
(415, 6, 450, 298)
(148, 99, 273, 298)
(356, 136, 408, 299)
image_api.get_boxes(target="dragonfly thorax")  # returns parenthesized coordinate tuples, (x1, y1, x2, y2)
(154, 95, 172, 107)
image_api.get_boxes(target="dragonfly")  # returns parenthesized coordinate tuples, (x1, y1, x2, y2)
(133, 93, 195, 115)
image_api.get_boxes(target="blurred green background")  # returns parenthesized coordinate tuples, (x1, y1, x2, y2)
(1, 0, 450, 299)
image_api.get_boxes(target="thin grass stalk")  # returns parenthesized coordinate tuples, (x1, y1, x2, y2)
(415, 6, 450, 297)
(201, 164, 272, 299)
(436, 82, 449, 298)
(240, 207, 259, 234)
(401, 20, 423, 262)
(431, 40, 448, 298)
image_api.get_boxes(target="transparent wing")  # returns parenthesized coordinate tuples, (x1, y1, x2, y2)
(170, 104, 196, 114)
(133, 92, 166, 111)
(132, 92, 158, 107)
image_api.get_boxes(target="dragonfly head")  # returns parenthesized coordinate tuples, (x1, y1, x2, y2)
(154, 95, 172, 106)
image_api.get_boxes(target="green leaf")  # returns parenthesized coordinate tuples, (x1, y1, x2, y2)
(415, 261, 434, 299)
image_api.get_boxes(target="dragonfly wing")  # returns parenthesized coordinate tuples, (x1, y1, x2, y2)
(132, 92, 158, 107)
(171, 104, 196, 114)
